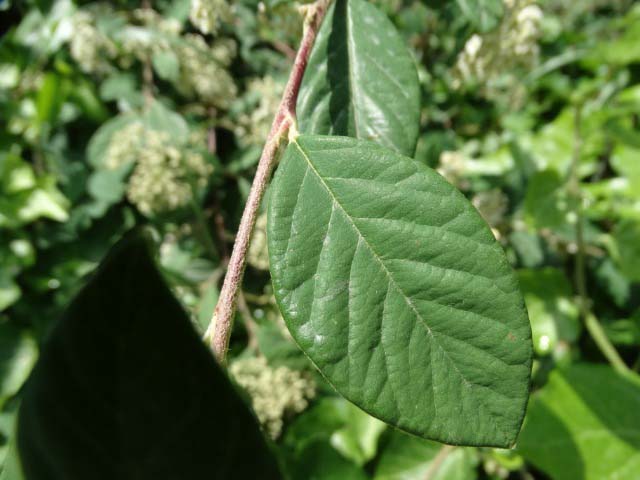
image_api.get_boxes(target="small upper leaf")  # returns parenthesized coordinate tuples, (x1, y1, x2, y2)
(268, 135, 532, 447)
(14, 231, 280, 479)
(297, 0, 421, 156)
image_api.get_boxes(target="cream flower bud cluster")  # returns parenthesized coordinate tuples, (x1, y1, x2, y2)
(230, 357, 316, 438)
(189, 0, 232, 35)
(453, 0, 543, 94)
(235, 76, 284, 147)
(68, 5, 238, 109)
(105, 122, 212, 216)
(176, 34, 237, 108)
(69, 10, 117, 74)
(117, 8, 183, 67)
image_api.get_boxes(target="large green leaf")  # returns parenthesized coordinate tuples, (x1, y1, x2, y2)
(268, 135, 532, 447)
(13, 231, 281, 479)
(297, 0, 420, 156)
(518, 364, 640, 480)
(375, 430, 477, 480)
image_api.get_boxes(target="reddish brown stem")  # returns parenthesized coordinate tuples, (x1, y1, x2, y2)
(207, 0, 331, 363)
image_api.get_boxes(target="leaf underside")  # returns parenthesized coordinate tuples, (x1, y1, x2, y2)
(15, 231, 280, 479)
(268, 135, 532, 447)
(297, 0, 421, 156)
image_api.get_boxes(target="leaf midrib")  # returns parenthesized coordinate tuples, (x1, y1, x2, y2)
(292, 139, 510, 442)
(345, 2, 361, 138)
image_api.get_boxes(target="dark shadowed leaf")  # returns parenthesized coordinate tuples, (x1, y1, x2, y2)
(268, 135, 532, 447)
(13, 231, 281, 479)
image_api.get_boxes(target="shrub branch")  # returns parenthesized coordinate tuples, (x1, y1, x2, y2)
(206, 0, 332, 363)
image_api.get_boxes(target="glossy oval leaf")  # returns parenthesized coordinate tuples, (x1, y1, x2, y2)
(14, 231, 281, 479)
(268, 135, 532, 447)
(297, 0, 421, 156)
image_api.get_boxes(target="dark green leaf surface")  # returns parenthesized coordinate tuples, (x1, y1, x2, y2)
(297, 0, 420, 156)
(14, 231, 280, 479)
(268, 135, 532, 447)
(518, 364, 640, 480)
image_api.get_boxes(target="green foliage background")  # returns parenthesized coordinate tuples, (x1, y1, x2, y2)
(1, 0, 640, 478)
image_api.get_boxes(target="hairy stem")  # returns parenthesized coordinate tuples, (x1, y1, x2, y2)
(206, 0, 331, 363)
(570, 106, 630, 375)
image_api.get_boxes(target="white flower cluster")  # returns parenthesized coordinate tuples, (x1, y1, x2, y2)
(105, 122, 212, 216)
(235, 76, 284, 146)
(104, 122, 145, 169)
(176, 34, 237, 108)
(189, 0, 232, 35)
(453, 0, 543, 97)
(247, 213, 270, 270)
(132, 7, 182, 36)
(68, 5, 238, 109)
(69, 10, 117, 74)
(230, 356, 316, 438)
(116, 8, 183, 67)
